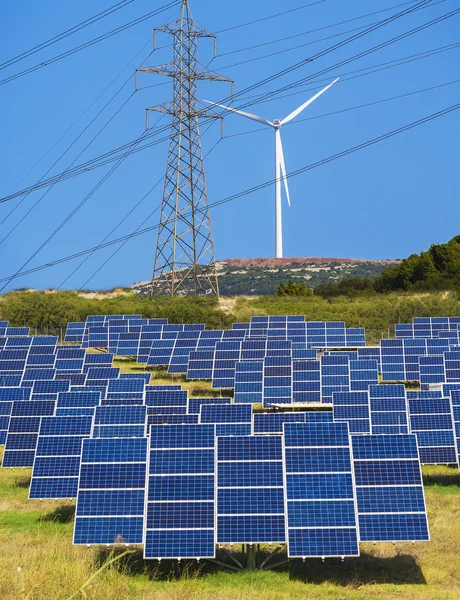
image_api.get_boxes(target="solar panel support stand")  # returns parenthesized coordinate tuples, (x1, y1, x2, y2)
(136, 0, 233, 296)
(246, 544, 256, 571)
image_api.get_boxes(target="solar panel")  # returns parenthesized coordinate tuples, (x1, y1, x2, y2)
(74, 437, 148, 545)
(55, 373, 87, 386)
(86, 367, 119, 381)
(283, 421, 359, 558)
(64, 322, 86, 344)
(0, 400, 13, 444)
(92, 405, 147, 438)
(144, 424, 216, 559)
(444, 351, 460, 381)
(333, 391, 371, 434)
(304, 411, 334, 422)
(147, 414, 199, 427)
(106, 379, 146, 402)
(234, 361, 263, 404)
(349, 360, 378, 392)
(253, 412, 306, 434)
(187, 397, 232, 414)
(199, 403, 252, 436)
(321, 355, 350, 404)
(32, 380, 70, 398)
(212, 341, 242, 389)
(168, 332, 202, 374)
(2, 400, 56, 467)
(187, 350, 215, 380)
(407, 397, 458, 464)
(22, 368, 56, 381)
(263, 355, 292, 407)
(30, 416, 93, 499)
(56, 391, 101, 413)
(120, 372, 151, 384)
(352, 434, 429, 542)
(369, 384, 409, 435)
(145, 390, 188, 414)
(292, 359, 321, 403)
(147, 339, 176, 367)
(448, 391, 460, 467)
(217, 435, 285, 544)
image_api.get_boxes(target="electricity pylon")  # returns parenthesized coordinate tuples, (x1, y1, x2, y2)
(137, 0, 233, 296)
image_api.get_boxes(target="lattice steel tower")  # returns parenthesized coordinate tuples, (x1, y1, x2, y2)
(137, 0, 232, 296)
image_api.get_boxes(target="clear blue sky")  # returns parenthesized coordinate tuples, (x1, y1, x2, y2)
(0, 0, 459, 292)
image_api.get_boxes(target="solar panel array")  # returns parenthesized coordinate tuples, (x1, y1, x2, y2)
(4, 312, 460, 563)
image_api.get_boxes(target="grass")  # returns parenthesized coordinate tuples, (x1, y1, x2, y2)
(0, 451, 459, 599)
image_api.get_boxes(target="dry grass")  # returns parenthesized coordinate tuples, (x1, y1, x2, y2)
(1, 450, 459, 599)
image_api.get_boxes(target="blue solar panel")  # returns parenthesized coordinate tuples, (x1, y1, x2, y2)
(86, 367, 119, 380)
(200, 403, 252, 425)
(408, 397, 457, 464)
(32, 380, 70, 396)
(74, 437, 148, 545)
(212, 341, 242, 389)
(2, 400, 56, 467)
(253, 412, 306, 434)
(187, 350, 215, 380)
(144, 424, 216, 559)
(263, 356, 292, 407)
(349, 360, 378, 392)
(352, 434, 429, 542)
(369, 384, 409, 435)
(145, 390, 188, 411)
(187, 397, 231, 414)
(147, 414, 199, 427)
(321, 355, 350, 404)
(448, 391, 460, 467)
(217, 435, 285, 544)
(333, 391, 371, 434)
(30, 416, 93, 499)
(55, 373, 87, 386)
(292, 359, 321, 403)
(92, 405, 146, 438)
(234, 361, 263, 404)
(283, 421, 359, 558)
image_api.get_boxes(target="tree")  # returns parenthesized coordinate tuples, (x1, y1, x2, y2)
(277, 280, 311, 296)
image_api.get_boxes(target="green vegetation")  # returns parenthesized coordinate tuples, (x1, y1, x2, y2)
(276, 280, 312, 296)
(216, 261, 388, 296)
(0, 292, 233, 333)
(315, 236, 460, 297)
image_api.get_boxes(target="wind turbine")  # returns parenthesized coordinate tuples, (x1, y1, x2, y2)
(205, 78, 339, 258)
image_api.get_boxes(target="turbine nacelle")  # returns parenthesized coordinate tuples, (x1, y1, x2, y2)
(204, 77, 339, 258)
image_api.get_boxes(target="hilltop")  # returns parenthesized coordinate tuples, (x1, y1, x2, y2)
(132, 257, 398, 296)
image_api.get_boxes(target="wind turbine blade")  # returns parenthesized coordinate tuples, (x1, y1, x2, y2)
(278, 133, 290, 207)
(203, 100, 273, 127)
(280, 77, 340, 125)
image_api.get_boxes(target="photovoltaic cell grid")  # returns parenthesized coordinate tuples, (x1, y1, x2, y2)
(369, 384, 409, 435)
(407, 396, 458, 465)
(212, 341, 242, 389)
(263, 356, 292, 407)
(449, 391, 460, 466)
(380, 339, 450, 382)
(92, 405, 147, 438)
(333, 391, 371, 434)
(74, 437, 148, 545)
(144, 424, 216, 560)
(292, 360, 321, 403)
(396, 317, 460, 339)
(187, 397, 232, 414)
(30, 416, 93, 499)
(217, 435, 285, 543)
(321, 355, 350, 404)
(145, 390, 188, 415)
(349, 360, 378, 392)
(199, 403, 252, 437)
(2, 400, 56, 467)
(283, 422, 359, 558)
(352, 434, 429, 542)
(253, 412, 306, 435)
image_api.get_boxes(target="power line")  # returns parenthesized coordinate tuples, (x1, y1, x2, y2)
(2, 99, 458, 287)
(225, 78, 460, 139)
(232, 3, 460, 110)
(0, 127, 151, 293)
(0, 0, 134, 71)
(217, 0, 443, 57)
(2, 0, 446, 205)
(215, 0, 327, 34)
(0, 1, 180, 86)
(3, 37, 154, 200)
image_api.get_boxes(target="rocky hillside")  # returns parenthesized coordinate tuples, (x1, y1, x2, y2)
(132, 257, 399, 296)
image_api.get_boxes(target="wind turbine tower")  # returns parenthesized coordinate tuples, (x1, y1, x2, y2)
(206, 78, 339, 258)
